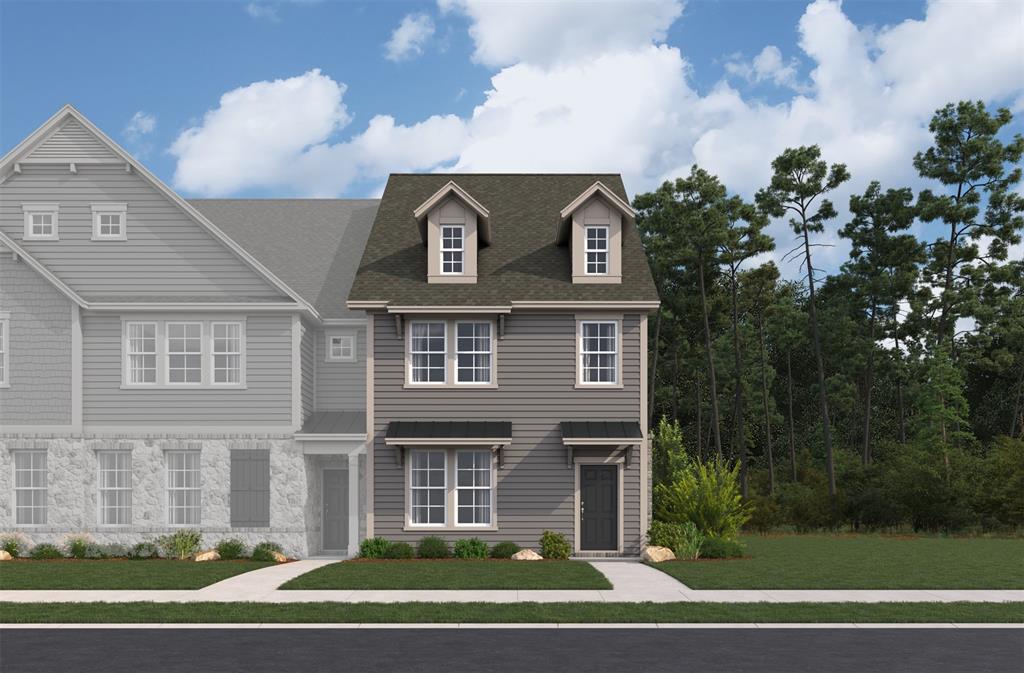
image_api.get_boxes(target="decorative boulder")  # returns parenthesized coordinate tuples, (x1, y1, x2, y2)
(193, 549, 220, 562)
(0, 550, 12, 561)
(641, 546, 676, 563)
(271, 551, 289, 563)
(511, 549, 543, 561)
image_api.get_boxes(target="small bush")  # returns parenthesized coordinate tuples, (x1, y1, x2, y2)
(128, 541, 160, 559)
(157, 529, 202, 560)
(539, 530, 571, 560)
(215, 538, 247, 560)
(647, 520, 704, 560)
(417, 536, 450, 559)
(359, 537, 392, 559)
(1, 532, 31, 557)
(699, 537, 745, 559)
(101, 543, 129, 558)
(453, 537, 489, 559)
(63, 533, 95, 560)
(383, 541, 415, 559)
(490, 541, 521, 559)
(251, 541, 284, 562)
(654, 456, 751, 540)
(81, 542, 113, 559)
(29, 543, 64, 560)
(745, 495, 783, 534)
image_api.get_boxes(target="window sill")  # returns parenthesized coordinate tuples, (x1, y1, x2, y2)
(23, 237, 59, 242)
(120, 384, 248, 391)
(403, 383, 498, 390)
(0, 383, 10, 389)
(574, 383, 624, 390)
(403, 525, 499, 533)
(91, 236, 127, 242)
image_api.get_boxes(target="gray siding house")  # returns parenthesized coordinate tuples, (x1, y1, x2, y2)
(0, 106, 658, 558)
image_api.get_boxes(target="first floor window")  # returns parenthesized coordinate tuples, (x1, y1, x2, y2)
(98, 451, 132, 526)
(409, 450, 446, 525)
(167, 322, 202, 384)
(441, 224, 464, 274)
(456, 451, 493, 525)
(167, 451, 201, 525)
(581, 321, 618, 384)
(13, 451, 47, 525)
(585, 225, 609, 274)
(126, 322, 157, 385)
(212, 322, 242, 384)
(410, 322, 446, 383)
(0, 316, 8, 386)
(456, 322, 492, 383)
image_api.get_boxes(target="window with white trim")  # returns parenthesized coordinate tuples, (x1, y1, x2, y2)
(98, 451, 132, 526)
(456, 322, 492, 384)
(22, 204, 59, 241)
(456, 450, 492, 525)
(326, 334, 356, 362)
(91, 203, 127, 241)
(0, 317, 8, 387)
(585, 226, 609, 275)
(440, 224, 464, 274)
(580, 320, 618, 384)
(409, 450, 446, 526)
(13, 451, 47, 525)
(126, 322, 157, 385)
(212, 322, 242, 384)
(167, 322, 202, 384)
(167, 451, 201, 525)
(409, 321, 446, 383)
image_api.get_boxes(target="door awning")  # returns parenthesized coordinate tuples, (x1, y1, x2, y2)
(385, 421, 513, 466)
(560, 420, 643, 468)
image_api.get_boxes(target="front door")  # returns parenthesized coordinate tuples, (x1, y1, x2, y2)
(579, 464, 618, 551)
(322, 469, 348, 552)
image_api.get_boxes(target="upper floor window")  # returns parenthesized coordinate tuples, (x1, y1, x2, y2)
(13, 450, 47, 525)
(441, 225, 464, 274)
(409, 321, 447, 383)
(167, 322, 202, 385)
(123, 319, 245, 388)
(407, 319, 497, 387)
(22, 204, 59, 241)
(585, 226, 609, 275)
(456, 322, 492, 384)
(326, 333, 356, 362)
(0, 315, 8, 387)
(212, 322, 242, 384)
(126, 322, 157, 385)
(579, 320, 619, 385)
(92, 203, 127, 241)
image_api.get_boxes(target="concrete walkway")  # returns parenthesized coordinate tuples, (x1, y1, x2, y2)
(1, 560, 1022, 604)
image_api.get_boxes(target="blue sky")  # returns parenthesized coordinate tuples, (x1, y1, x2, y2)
(2, 0, 1021, 273)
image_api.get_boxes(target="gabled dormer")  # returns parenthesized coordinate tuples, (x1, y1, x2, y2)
(557, 181, 635, 285)
(413, 181, 490, 284)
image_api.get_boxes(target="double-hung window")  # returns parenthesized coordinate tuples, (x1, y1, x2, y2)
(585, 225, 609, 275)
(91, 203, 127, 241)
(408, 449, 495, 528)
(13, 451, 47, 525)
(212, 322, 242, 384)
(440, 225, 464, 274)
(580, 320, 618, 384)
(98, 451, 132, 526)
(0, 315, 8, 387)
(456, 450, 492, 525)
(126, 322, 157, 385)
(456, 322, 492, 383)
(166, 322, 202, 385)
(22, 204, 59, 241)
(410, 321, 446, 383)
(167, 451, 201, 525)
(409, 450, 447, 526)
(124, 320, 245, 388)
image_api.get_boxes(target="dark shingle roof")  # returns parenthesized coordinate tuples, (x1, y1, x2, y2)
(348, 174, 658, 306)
(300, 411, 367, 435)
(189, 199, 379, 319)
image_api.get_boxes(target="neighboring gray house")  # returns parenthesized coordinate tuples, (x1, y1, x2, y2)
(0, 107, 658, 558)
(348, 174, 659, 555)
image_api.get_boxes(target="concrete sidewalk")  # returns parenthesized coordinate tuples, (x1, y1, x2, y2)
(1, 560, 1022, 604)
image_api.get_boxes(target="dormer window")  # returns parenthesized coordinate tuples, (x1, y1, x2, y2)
(23, 204, 59, 241)
(441, 224, 465, 274)
(92, 203, 127, 241)
(585, 225, 609, 275)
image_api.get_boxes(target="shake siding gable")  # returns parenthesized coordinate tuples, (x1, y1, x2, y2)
(371, 311, 642, 553)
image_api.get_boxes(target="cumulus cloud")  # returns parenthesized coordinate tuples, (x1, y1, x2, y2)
(385, 13, 436, 61)
(123, 111, 156, 140)
(245, 3, 280, 21)
(725, 46, 806, 91)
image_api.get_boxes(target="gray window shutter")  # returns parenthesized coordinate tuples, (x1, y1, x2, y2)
(230, 449, 270, 527)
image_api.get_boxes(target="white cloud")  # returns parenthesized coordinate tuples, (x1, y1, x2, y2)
(385, 13, 436, 62)
(123, 111, 156, 140)
(245, 3, 280, 21)
(438, 0, 684, 67)
(725, 46, 806, 91)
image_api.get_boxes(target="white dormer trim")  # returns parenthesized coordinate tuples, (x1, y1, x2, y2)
(559, 181, 635, 227)
(413, 180, 491, 245)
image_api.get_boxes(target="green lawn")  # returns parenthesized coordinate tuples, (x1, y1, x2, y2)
(281, 559, 612, 590)
(1, 601, 1020, 623)
(0, 559, 274, 590)
(652, 535, 1024, 589)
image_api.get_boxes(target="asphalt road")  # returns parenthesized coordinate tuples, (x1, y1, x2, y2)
(1, 627, 1021, 673)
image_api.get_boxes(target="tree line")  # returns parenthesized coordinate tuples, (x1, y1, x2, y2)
(638, 100, 1024, 532)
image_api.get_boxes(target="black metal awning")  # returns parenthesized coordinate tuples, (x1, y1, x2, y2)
(385, 421, 513, 466)
(560, 420, 643, 467)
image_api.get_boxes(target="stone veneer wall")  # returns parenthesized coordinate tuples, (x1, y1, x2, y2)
(0, 434, 365, 558)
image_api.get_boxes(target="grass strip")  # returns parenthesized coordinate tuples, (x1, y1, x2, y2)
(281, 559, 612, 590)
(0, 560, 275, 590)
(1, 602, 1021, 624)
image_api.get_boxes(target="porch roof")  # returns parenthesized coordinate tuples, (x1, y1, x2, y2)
(300, 411, 367, 436)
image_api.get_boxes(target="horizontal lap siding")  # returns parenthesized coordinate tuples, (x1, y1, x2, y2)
(25, 119, 119, 162)
(372, 312, 642, 553)
(0, 165, 281, 299)
(0, 254, 73, 425)
(82, 313, 293, 426)
(316, 327, 366, 412)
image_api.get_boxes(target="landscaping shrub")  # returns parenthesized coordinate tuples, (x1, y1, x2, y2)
(490, 541, 521, 559)
(359, 537, 392, 559)
(453, 537, 489, 559)
(157, 529, 202, 560)
(654, 456, 751, 540)
(215, 538, 247, 560)
(63, 533, 94, 559)
(383, 541, 415, 559)
(699, 537, 745, 559)
(1, 532, 30, 557)
(29, 543, 64, 560)
(647, 520, 704, 560)
(417, 536, 450, 559)
(539, 530, 571, 560)
(100, 543, 129, 558)
(128, 541, 160, 559)
(251, 541, 284, 562)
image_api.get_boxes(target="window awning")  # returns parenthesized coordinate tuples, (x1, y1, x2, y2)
(385, 420, 513, 466)
(560, 420, 643, 468)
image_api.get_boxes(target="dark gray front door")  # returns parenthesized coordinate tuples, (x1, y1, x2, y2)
(579, 464, 617, 551)
(322, 469, 348, 551)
